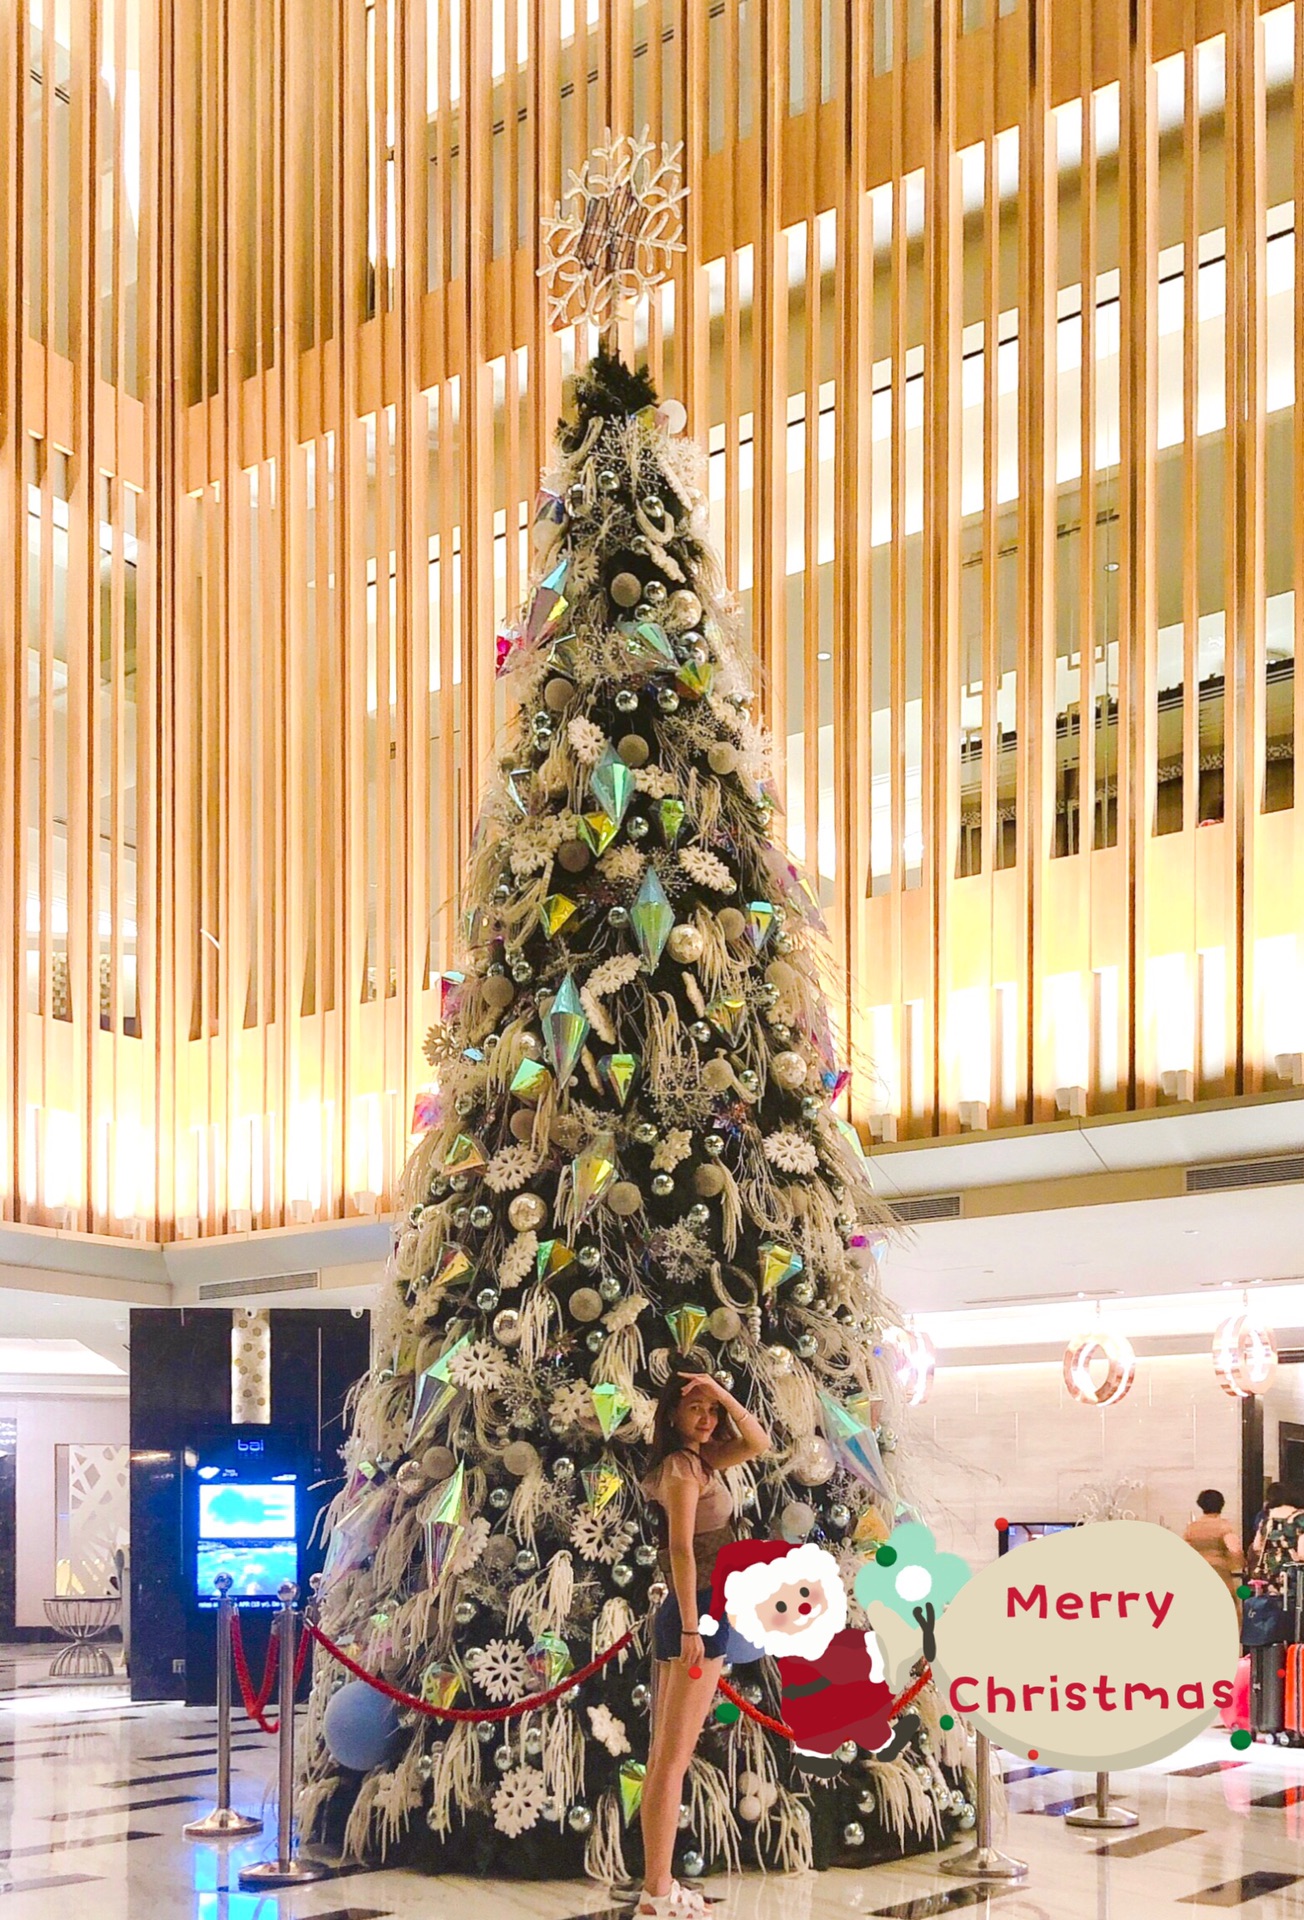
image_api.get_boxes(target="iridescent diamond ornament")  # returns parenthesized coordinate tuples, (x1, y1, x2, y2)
(536, 1238, 577, 1282)
(540, 893, 580, 938)
(705, 993, 747, 1038)
(759, 1241, 804, 1296)
(665, 1302, 709, 1352)
(597, 1052, 639, 1107)
(658, 797, 687, 845)
(582, 1463, 623, 1513)
(526, 1632, 574, 1687)
(443, 1133, 487, 1176)
(676, 657, 715, 701)
(619, 1760, 647, 1823)
(525, 557, 570, 642)
(407, 1333, 472, 1447)
(420, 1663, 463, 1709)
(619, 617, 678, 668)
(428, 1244, 473, 1293)
(439, 970, 467, 1019)
(541, 973, 590, 1082)
(578, 810, 619, 856)
(746, 900, 776, 952)
(411, 1087, 441, 1133)
(590, 748, 635, 828)
(506, 767, 534, 815)
(510, 1057, 552, 1102)
(819, 1389, 892, 1496)
(591, 1382, 633, 1438)
(629, 869, 674, 969)
(571, 1135, 618, 1220)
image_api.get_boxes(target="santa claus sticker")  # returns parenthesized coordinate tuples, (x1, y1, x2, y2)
(696, 1538, 921, 1775)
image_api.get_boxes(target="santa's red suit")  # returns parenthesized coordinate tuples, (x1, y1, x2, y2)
(697, 1538, 897, 1774)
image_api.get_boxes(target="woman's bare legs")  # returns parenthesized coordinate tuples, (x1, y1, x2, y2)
(639, 1654, 725, 1901)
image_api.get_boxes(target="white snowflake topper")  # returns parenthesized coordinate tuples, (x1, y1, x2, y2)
(539, 129, 687, 332)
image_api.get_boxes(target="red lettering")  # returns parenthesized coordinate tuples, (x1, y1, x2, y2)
(1007, 1584, 1047, 1620)
(1056, 1592, 1082, 1620)
(950, 1677, 979, 1714)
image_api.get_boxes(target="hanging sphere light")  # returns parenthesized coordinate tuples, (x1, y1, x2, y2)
(1063, 1326, 1136, 1407)
(879, 1324, 937, 1407)
(1212, 1309, 1278, 1399)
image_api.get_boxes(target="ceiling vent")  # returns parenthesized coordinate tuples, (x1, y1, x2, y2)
(196, 1271, 321, 1303)
(1186, 1155, 1304, 1194)
(890, 1194, 963, 1223)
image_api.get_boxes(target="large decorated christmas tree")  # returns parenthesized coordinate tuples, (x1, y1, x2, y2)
(298, 341, 967, 1882)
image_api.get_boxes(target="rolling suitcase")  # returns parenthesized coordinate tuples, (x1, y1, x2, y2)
(1252, 1641, 1286, 1734)
(1285, 1644, 1304, 1737)
(1283, 1566, 1304, 1645)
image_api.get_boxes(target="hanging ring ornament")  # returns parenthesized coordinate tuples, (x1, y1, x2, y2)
(1063, 1327, 1136, 1407)
(880, 1325, 936, 1408)
(1212, 1312, 1278, 1399)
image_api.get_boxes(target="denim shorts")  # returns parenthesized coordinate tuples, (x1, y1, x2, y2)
(652, 1586, 763, 1664)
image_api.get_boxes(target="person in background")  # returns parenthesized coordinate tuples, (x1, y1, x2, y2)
(1184, 1489, 1243, 1613)
(1251, 1483, 1304, 1584)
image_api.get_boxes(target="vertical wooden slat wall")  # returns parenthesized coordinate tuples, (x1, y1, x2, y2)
(1, 0, 1301, 1242)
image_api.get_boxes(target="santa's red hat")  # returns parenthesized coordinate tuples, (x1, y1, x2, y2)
(697, 1537, 837, 1636)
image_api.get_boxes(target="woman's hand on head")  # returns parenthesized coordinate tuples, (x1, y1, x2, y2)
(682, 1374, 727, 1404)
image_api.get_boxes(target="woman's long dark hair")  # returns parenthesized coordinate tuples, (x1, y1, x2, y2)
(645, 1354, 733, 1475)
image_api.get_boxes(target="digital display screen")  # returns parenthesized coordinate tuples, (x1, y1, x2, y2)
(999, 1522, 1076, 1554)
(196, 1539, 298, 1600)
(198, 1482, 297, 1542)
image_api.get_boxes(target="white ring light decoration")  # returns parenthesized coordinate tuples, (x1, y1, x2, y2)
(1212, 1312, 1278, 1399)
(881, 1326, 936, 1407)
(1063, 1329, 1136, 1407)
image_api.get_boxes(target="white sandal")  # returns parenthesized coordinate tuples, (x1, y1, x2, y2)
(636, 1880, 710, 1918)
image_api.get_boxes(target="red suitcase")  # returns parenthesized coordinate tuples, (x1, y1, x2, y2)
(1285, 1644, 1304, 1736)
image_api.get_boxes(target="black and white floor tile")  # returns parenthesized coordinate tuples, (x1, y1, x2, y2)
(2, 1645, 1304, 1917)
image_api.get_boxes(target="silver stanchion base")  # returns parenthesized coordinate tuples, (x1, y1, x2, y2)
(238, 1858, 327, 1889)
(184, 1806, 263, 1839)
(1065, 1804, 1139, 1830)
(940, 1843, 1029, 1880)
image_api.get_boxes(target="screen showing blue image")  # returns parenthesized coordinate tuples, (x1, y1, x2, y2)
(999, 1521, 1076, 1554)
(196, 1539, 298, 1600)
(198, 1481, 297, 1542)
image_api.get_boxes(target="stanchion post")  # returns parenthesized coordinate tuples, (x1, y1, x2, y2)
(238, 1583, 326, 1888)
(1064, 1769, 1138, 1830)
(939, 1729, 1029, 1881)
(184, 1574, 262, 1839)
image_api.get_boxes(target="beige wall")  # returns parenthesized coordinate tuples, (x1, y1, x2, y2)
(902, 1355, 1242, 1571)
(0, 1395, 130, 1629)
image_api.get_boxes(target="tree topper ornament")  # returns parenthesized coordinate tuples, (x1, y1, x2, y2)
(539, 129, 687, 332)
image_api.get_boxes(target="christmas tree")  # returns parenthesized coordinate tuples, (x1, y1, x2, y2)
(299, 344, 968, 1881)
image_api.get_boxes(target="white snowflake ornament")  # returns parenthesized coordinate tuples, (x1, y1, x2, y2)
(492, 1764, 549, 1838)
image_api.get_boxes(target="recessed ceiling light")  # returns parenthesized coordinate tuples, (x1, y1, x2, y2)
(817, 650, 832, 661)
(1104, 560, 1120, 572)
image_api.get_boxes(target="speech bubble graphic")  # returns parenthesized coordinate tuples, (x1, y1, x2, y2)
(932, 1519, 1239, 1769)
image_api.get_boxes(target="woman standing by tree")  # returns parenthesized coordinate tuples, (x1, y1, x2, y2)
(638, 1360, 771, 1918)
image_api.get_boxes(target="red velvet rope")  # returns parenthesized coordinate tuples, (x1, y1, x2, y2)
(302, 1615, 635, 1722)
(229, 1608, 310, 1735)
(303, 1611, 933, 1750)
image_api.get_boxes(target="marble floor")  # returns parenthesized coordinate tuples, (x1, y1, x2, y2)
(3, 1644, 1303, 1919)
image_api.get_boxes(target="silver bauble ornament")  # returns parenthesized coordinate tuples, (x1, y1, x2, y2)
(476, 1286, 500, 1312)
(494, 1743, 514, 1771)
(524, 1726, 544, 1756)
(488, 1486, 511, 1510)
(842, 1821, 865, 1846)
(454, 1599, 477, 1625)
(469, 1204, 493, 1229)
(771, 1050, 808, 1088)
(837, 1740, 859, 1764)
(829, 1502, 851, 1529)
(612, 1561, 634, 1587)
(553, 1455, 575, 1479)
(651, 1173, 674, 1196)
(493, 1307, 522, 1346)
(567, 1803, 594, 1833)
(632, 1683, 652, 1709)
(476, 1720, 498, 1744)
(578, 1243, 602, 1269)
(598, 1275, 622, 1302)
(514, 1548, 538, 1574)
(615, 688, 639, 713)
(681, 1850, 704, 1876)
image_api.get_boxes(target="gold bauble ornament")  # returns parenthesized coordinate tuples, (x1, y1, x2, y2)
(702, 1059, 733, 1093)
(569, 1288, 604, 1322)
(557, 840, 592, 873)
(708, 742, 739, 775)
(718, 907, 746, 941)
(617, 733, 650, 768)
(544, 676, 575, 712)
(508, 1192, 549, 1231)
(482, 974, 516, 1011)
(510, 1110, 536, 1142)
(666, 923, 704, 964)
(771, 1049, 808, 1088)
(693, 1164, 726, 1198)
(708, 1306, 742, 1341)
(552, 1115, 584, 1152)
(606, 1181, 643, 1217)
